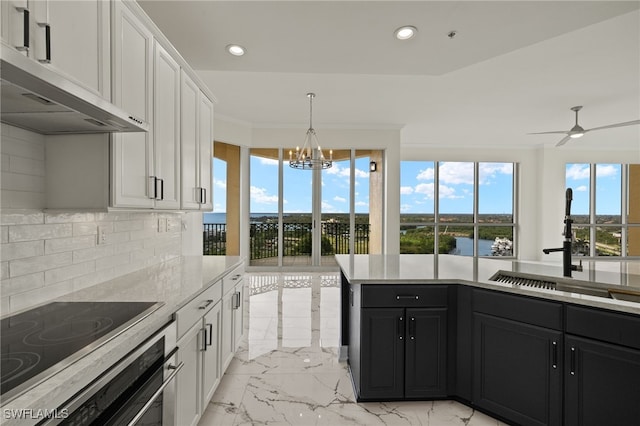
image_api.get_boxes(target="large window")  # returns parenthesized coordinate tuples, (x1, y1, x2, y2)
(400, 161, 515, 257)
(565, 163, 639, 257)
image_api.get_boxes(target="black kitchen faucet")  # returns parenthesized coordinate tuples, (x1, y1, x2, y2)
(543, 188, 583, 278)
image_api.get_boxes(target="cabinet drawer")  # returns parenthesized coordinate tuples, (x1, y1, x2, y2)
(566, 305, 640, 350)
(473, 289, 563, 330)
(223, 266, 244, 295)
(176, 280, 222, 338)
(361, 285, 448, 308)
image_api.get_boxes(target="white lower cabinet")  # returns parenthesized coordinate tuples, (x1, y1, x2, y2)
(221, 273, 244, 371)
(175, 265, 244, 426)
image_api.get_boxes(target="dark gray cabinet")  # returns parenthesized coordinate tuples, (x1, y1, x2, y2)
(474, 313, 562, 426)
(472, 289, 563, 426)
(350, 285, 448, 401)
(564, 306, 640, 426)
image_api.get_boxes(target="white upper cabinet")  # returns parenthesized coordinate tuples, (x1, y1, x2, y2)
(111, 0, 154, 208)
(199, 92, 214, 211)
(1, 0, 110, 99)
(181, 70, 214, 211)
(153, 41, 181, 209)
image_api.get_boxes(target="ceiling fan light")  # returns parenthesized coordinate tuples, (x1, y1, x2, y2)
(570, 132, 584, 139)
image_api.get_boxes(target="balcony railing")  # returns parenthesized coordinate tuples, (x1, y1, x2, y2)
(204, 222, 370, 258)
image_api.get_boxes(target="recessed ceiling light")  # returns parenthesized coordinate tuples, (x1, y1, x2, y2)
(226, 44, 245, 56)
(394, 26, 417, 40)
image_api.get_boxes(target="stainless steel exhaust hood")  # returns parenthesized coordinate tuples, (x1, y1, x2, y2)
(1, 45, 148, 134)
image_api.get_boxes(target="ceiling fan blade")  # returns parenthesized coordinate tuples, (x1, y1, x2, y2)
(556, 135, 572, 146)
(586, 119, 640, 132)
(527, 131, 568, 135)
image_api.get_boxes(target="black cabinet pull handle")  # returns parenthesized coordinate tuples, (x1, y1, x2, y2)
(552, 341, 558, 369)
(202, 188, 207, 204)
(396, 295, 419, 300)
(349, 289, 353, 307)
(398, 316, 404, 340)
(160, 178, 164, 201)
(38, 23, 51, 63)
(149, 176, 157, 200)
(570, 346, 576, 375)
(16, 7, 29, 51)
(206, 323, 213, 348)
(201, 327, 207, 351)
(409, 317, 416, 340)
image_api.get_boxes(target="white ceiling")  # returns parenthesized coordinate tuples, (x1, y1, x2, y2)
(138, 1, 640, 150)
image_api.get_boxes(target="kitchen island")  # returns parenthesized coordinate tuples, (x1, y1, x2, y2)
(0, 255, 243, 426)
(337, 254, 640, 426)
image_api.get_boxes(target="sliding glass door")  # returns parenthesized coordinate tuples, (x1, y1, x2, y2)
(249, 148, 380, 268)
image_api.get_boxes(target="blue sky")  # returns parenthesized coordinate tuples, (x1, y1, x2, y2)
(565, 163, 621, 216)
(400, 162, 514, 215)
(213, 155, 371, 214)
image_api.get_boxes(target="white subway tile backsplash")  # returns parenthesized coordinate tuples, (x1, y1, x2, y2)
(0, 205, 183, 313)
(9, 252, 72, 277)
(45, 235, 96, 254)
(9, 223, 73, 242)
(2, 272, 44, 297)
(9, 156, 45, 176)
(0, 240, 45, 261)
(95, 252, 130, 271)
(45, 212, 97, 224)
(10, 280, 74, 312)
(73, 245, 115, 263)
(1, 210, 44, 225)
(45, 261, 95, 285)
(72, 223, 99, 236)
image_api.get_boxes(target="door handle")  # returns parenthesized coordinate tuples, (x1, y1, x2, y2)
(552, 341, 558, 369)
(198, 299, 214, 310)
(570, 346, 576, 375)
(398, 316, 404, 340)
(37, 23, 51, 63)
(396, 295, 419, 300)
(126, 361, 183, 426)
(205, 323, 213, 348)
(409, 317, 416, 340)
(16, 7, 30, 51)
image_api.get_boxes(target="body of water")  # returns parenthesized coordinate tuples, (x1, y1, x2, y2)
(454, 237, 494, 256)
(204, 213, 280, 224)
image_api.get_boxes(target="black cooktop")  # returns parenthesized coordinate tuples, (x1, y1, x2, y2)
(1, 301, 161, 402)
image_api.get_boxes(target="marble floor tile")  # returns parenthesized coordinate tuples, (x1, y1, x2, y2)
(199, 273, 508, 426)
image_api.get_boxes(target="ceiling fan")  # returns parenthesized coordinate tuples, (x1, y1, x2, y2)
(528, 106, 640, 146)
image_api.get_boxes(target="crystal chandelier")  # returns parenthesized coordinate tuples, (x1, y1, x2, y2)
(289, 93, 332, 170)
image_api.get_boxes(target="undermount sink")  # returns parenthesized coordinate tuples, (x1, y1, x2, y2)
(490, 270, 613, 299)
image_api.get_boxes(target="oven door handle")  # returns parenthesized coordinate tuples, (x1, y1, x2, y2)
(126, 360, 184, 426)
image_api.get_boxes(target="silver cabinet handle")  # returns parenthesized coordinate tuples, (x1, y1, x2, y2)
(126, 361, 184, 426)
(396, 295, 419, 300)
(37, 23, 51, 63)
(198, 299, 214, 310)
(15, 6, 29, 52)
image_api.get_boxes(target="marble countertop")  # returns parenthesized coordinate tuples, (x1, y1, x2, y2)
(0, 255, 243, 424)
(336, 254, 640, 316)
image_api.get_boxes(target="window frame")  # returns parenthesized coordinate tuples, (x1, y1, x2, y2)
(400, 161, 518, 258)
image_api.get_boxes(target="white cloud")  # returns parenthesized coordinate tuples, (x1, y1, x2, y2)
(401, 204, 412, 212)
(439, 184, 460, 199)
(439, 162, 474, 185)
(415, 183, 435, 198)
(596, 164, 619, 177)
(259, 158, 279, 166)
(416, 168, 434, 181)
(214, 178, 226, 189)
(250, 186, 280, 204)
(333, 196, 347, 203)
(575, 185, 588, 192)
(326, 163, 368, 178)
(479, 162, 513, 184)
(355, 201, 368, 207)
(400, 186, 414, 195)
(566, 164, 590, 180)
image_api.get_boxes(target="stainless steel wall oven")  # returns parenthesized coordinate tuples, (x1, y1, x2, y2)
(42, 321, 180, 426)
